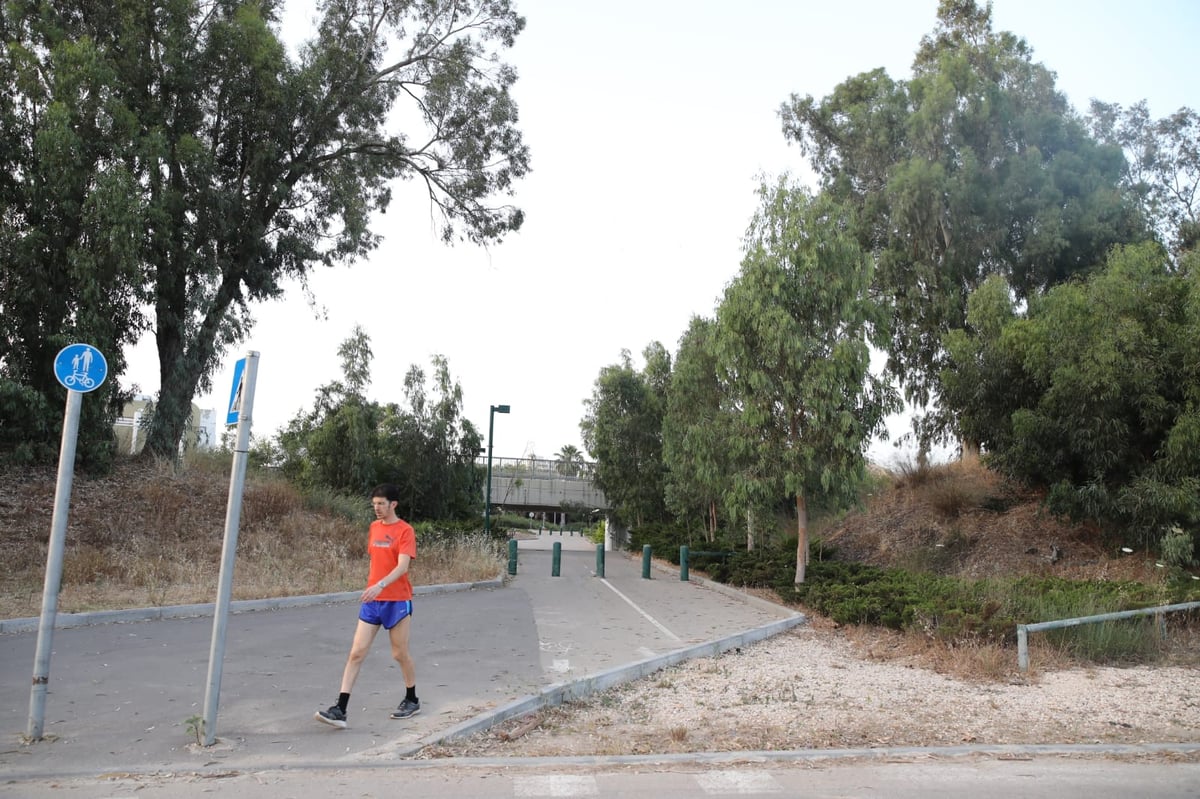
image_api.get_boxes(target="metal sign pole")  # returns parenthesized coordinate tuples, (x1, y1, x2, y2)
(201, 351, 259, 746)
(27, 389, 82, 740)
(28, 343, 108, 741)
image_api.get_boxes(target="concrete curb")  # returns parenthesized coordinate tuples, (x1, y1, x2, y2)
(0, 575, 506, 635)
(379, 740, 1200, 770)
(391, 611, 808, 758)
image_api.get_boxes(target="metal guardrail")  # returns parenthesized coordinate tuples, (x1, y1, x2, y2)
(1016, 601, 1200, 672)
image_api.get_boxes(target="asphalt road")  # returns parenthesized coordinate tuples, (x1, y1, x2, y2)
(2, 534, 1197, 797)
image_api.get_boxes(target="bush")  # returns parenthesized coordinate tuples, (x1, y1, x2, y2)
(709, 547, 792, 587)
(773, 553, 1200, 654)
(0, 378, 56, 465)
(629, 521, 692, 561)
(301, 485, 370, 523)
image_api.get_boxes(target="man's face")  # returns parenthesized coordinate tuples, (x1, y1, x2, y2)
(372, 497, 395, 519)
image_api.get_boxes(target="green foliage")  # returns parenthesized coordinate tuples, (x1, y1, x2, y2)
(490, 512, 535, 532)
(412, 523, 505, 558)
(581, 346, 669, 527)
(1048, 618, 1163, 663)
(715, 181, 899, 582)
(299, 485, 371, 526)
(554, 445, 584, 477)
(273, 330, 482, 522)
(951, 242, 1200, 548)
(662, 316, 730, 542)
(184, 715, 204, 747)
(0, 379, 56, 466)
(0, 4, 146, 471)
(412, 520, 488, 538)
(1088, 101, 1200, 255)
(628, 521, 693, 561)
(696, 542, 1200, 656)
(1, 0, 529, 462)
(583, 522, 606, 545)
(1160, 526, 1198, 569)
(780, 0, 1144, 451)
(706, 546, 794, 588)
(1012, 578, 1188, 662)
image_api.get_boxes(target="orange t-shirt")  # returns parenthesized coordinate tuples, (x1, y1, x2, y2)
(367, 518, 417, 601)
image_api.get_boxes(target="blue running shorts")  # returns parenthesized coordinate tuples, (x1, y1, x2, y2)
(359, 599, 413, 630)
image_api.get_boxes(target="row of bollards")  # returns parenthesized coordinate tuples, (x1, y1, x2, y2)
(505, 539, 693, 582)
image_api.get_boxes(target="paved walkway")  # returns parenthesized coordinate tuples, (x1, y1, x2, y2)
(0, 535, 801, 782)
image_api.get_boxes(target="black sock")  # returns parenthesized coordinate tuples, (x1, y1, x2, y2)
(337, 692, 350, 713)
(405, 686, 417, 703)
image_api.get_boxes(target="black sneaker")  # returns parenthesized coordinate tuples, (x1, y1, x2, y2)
(315, 705, 348, 729)
(390, 698, 420, 719)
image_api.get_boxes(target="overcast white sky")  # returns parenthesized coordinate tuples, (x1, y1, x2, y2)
(121, 0, 1198, 464)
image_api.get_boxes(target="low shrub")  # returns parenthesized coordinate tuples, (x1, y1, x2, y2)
(300, 484, 370, 523)
(629, 521, 693, 561)
(702, 544, 1200, 660)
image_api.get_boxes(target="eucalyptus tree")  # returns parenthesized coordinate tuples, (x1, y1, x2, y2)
(275, 326, 378, 493)
(1, 0, 529, 463)
(662, 315, 730, 542)
(0, 3, 147, 468)
(580, 346, 669, 528)
(275, 328, 481, 517)
(377, 354, 482, 520)
(1087, 101, 1200, 255)
(715, 180, 898, 583)
(779, 0, 1141, 455)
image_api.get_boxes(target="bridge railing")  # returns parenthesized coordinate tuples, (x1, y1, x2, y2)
(478, 455, 607, 510)
(476, 455, 597, 481)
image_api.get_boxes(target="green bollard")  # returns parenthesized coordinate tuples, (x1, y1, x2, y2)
(595, 544, 605, 578)
(642, 544, 652, 579)
(552, 541, 561, 577)
(680, 545, 689, 581)
(507, 538, 518, 575)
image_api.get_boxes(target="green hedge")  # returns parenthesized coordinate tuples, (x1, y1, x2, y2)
(687, 543, 1200, 652)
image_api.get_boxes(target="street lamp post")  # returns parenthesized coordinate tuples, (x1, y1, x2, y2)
(484, 404, 510, 535)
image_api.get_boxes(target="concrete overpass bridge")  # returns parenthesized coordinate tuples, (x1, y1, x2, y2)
(480, 455, 608, 519)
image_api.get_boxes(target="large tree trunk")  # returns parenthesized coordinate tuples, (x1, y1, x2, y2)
(960, 436, 981, 464)
(143, 234, 245, 459)
(794, 492, 809, 584)
(143, 331, 204, 461)
(143, 243, 194, 459)
(746, 507, 755, 552)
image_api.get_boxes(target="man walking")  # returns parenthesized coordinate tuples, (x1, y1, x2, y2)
(316, 484, 420, 728)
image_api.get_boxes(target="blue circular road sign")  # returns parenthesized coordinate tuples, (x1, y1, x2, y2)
(53, 343, 108, 393)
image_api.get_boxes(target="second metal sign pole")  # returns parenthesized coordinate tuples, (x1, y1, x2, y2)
(202, 351, 260, 746)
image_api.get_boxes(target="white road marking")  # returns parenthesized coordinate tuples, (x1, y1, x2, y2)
(598, 578, 682, 641)
(513, 774, 599, 797)
(696, 770, 783, 794)
(551, 658, 571, 673)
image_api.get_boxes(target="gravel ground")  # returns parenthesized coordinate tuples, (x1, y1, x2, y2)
(419, 621, 1200, 759)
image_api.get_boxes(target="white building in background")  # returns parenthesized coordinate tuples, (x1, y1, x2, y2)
(114, 394, 216, 455)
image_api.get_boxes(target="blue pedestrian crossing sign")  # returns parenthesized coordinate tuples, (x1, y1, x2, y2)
(226, 357, 247, 426)
(53, 344, 108, 393)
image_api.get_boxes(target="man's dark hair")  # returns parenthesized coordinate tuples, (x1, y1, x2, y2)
(370, 484, 401, 504)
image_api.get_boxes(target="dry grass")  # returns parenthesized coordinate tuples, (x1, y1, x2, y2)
(824, 457, 1170, 583)
(0, 455, 504, 619)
